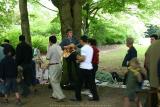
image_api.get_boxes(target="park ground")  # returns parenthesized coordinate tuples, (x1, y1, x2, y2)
(0, 44, 148, 107)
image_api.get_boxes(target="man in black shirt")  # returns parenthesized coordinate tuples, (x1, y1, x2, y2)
(122, 37, 137, 67)
(16, 35, 33, 96)
(122, 37, 137, 85)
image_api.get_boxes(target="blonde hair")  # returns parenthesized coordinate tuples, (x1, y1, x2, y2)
(129, 57, 141, 69)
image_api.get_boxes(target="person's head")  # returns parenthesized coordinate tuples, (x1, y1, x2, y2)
(3, 46, 12, 56)
(126, 37, 134, 48)
(19, 35, 25, 42)
(4, 39, 10, 44)
(49, 35, 57, 45)
(66, 29, 73, 38)
(129, 57, 141, 69)
(80, 35, 88, 46)
(88, 38, 97, 46)
(150, 34, 158, 44)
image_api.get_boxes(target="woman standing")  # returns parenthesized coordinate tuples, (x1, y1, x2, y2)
(46, 35, 65, 102)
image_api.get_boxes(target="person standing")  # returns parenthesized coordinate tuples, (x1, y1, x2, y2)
(60, 29, 79, 49)
(1, 45, 21, 104)
(16, 35, 33, 96)
(144, 38, 160, 107)
(150, 34, 158, 44)
(122, 37, 137, 85)
(71, 35, 99, 101)
(47, 35, 65, 101)
(88, 38, 99, 82)
(60, 29, 79, 88)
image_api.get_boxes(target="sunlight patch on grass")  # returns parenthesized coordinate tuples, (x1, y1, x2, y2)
(99, 44, 148, 71)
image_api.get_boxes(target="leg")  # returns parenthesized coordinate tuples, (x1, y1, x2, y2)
(74, 69, 84, 100)
(51, 82, 65, 100)
(124, 97, 130, 107)
(135, 97, 142, 107)
(22, 64, 32, 96)
(92, 64, 98, 81)
(87, 70, 99, 100)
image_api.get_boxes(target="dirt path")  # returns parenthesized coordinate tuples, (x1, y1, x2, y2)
(0, 85, 136, 107)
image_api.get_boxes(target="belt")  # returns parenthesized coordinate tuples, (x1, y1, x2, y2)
(49, 63, 59, 65)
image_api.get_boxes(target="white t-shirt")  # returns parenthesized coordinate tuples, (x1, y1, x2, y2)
(80, 44, 93, 70)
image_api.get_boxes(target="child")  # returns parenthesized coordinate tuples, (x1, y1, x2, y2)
(0, 45, 21, 104)
(124, 57, 146, 107)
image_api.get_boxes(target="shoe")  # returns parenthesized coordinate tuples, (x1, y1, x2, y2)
(88, 98, 99, 101)
(70, 98, 81, 101)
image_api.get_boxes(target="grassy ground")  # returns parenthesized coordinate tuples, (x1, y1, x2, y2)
(99, 44, 148, 73)
(0, 44, 148, 107)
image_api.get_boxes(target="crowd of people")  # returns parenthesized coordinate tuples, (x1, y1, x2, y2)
(0, 29, 160, 107)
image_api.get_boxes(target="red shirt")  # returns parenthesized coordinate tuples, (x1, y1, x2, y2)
(92, 46, 99, 64)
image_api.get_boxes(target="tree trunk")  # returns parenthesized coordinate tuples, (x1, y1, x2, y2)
(51, 0, 82, 39)
(58, 0, 73, 39)
(19, 0, 31, 45)
(72, 0, 82, 39)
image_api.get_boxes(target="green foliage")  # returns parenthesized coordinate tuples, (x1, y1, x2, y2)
(89, 12, 146, 45)
(0, 27, 20, 48)
(144, 24, 160, 37)
(32, 36, 48, 53)
(0, 0, 17, 31)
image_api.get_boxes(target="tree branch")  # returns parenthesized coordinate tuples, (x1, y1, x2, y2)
(33, 0, 58, 12)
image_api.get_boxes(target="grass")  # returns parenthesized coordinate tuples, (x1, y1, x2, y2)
(99, 44, 148, 72)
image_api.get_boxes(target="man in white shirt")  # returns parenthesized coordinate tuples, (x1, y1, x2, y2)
(71, 35, 99, 101)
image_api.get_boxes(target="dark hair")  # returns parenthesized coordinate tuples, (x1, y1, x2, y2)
(49, 35, 57, 44)
(88, 38, 97, 46)
(150, 34, 158, 40)
(80, 35, 88, 43)
(19, 35, 25, 42)
(4, 39, 9, 43)
(66, 29, 72, 34)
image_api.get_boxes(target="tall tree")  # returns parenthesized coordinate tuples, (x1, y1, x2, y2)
(19, 0, 31, 45)
(51, 0, 84, 39)
(0, 0, 16, 32)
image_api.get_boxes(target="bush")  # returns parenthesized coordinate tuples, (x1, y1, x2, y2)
(32, 35, 48, 53)
(0, 27, 20, 48)
(89, 18, 127, 45)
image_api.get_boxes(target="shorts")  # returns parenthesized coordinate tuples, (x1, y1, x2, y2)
(5, 78, 18, 94)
